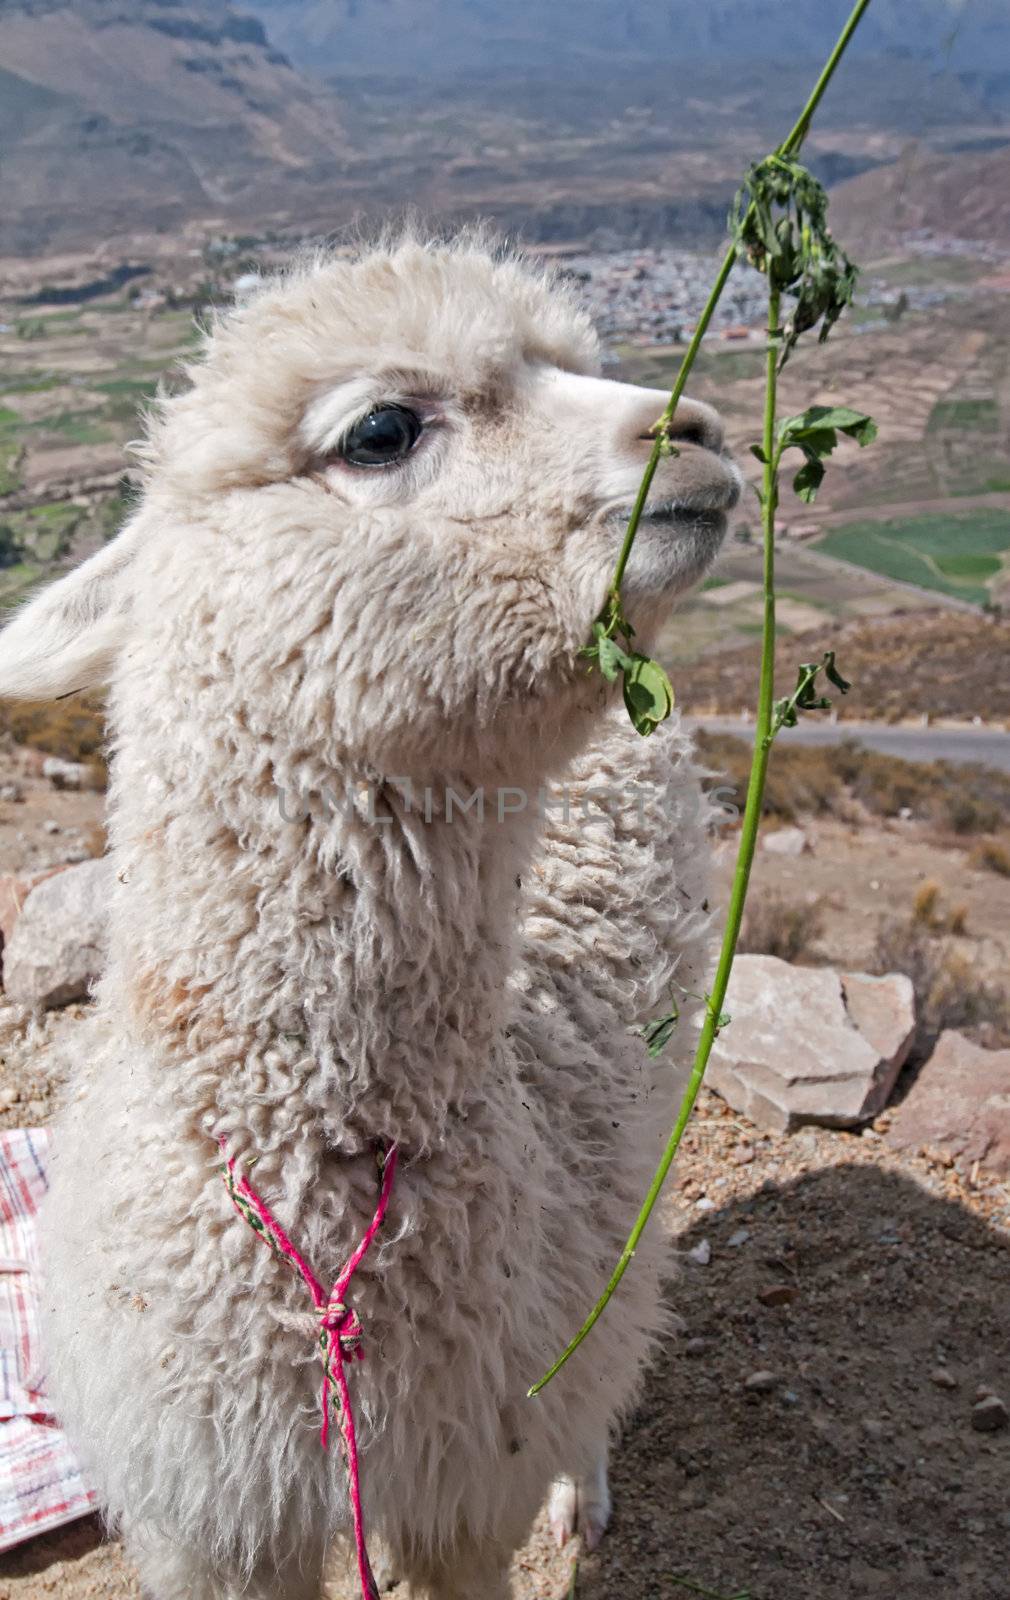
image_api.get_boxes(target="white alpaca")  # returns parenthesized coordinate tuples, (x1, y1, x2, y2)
(0, 233, 739, 1599)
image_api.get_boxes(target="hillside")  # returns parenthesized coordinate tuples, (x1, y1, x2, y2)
(831, 145, 1010, 248)
(676, 611, 1010, 724)
(0, 0, 347, 254)
(3, 0, 1010, 258)
(244, 0, 1010, 81)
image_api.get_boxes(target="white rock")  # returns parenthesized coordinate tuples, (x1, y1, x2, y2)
(2, 858, 112, 1008)
(42, 756, 93, 791)
(761, 826, 810, 858)
(707, 955, 916, 1133)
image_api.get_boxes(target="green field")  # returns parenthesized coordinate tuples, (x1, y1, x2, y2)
(928, 397, 1000, 433)
(817, 510, 1010, 605)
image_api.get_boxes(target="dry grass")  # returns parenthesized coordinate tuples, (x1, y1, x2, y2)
(969, 835, 1010, 876)
(912, 881, 968, 936)
(870, 914, 1009, 1058)
(682, 610, 1010, 723)
(738, 892, 825, 963)
(0, 694, 107, 777)
(696, 730, 1010, 837)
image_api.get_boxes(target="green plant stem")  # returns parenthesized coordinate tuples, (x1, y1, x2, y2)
(528, 288, 782, 1398)
(779, 0, 874, 155)
(606, 0, 872, 603)
(529, 0, 874, 1403)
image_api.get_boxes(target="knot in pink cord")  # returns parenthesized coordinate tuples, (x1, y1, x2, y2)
(321, 1298, 365, 1360)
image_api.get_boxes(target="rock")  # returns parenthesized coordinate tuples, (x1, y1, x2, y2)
(687, 1238, 712, 1266)
(727, 1227, 751, 1247)
(743, 1370, 779, 1394)
(707, 956, 916, 1134)
(970, 1395, 1008, 1433)
(887, 1031, 1010, 1176)
(684, 1337, 709, 1357)
(43, 819, 60, 835)
(757, 1284, 797, 1307)
(761, 826, 810, 857)
(15, 746, 46, 778)
(0, 783, 23, 803)
(930, 1368, 958, 1390)
(42, 755, 97, 791)
(2, 858, 111, 1008)
(0, 867, 68, 947)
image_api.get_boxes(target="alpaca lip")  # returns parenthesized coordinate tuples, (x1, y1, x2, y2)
(613, 501, 730, 528)
(641, 502, 721, 522)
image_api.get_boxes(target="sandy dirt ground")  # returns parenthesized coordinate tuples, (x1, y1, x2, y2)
(1, 783, 1008, 1600)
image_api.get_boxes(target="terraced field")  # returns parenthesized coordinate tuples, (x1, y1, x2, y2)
(0, 296, 195, 604)
(817, 509, 1010, 605)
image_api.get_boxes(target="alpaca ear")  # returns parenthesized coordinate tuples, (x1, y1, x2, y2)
(0, 519, 144, 700)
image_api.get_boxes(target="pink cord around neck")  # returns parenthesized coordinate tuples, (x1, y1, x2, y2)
(220, 1140, 398, 1600)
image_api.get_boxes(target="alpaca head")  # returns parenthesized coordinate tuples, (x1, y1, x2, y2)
(0, 234, 739, 778)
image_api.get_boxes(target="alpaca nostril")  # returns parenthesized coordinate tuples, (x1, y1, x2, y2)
(664, 400, 724, 454)
(635, 398, 725, 454)
(658, 419, 708, 448)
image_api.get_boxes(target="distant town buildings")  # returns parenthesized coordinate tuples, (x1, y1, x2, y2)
(556, 241, 985, 350)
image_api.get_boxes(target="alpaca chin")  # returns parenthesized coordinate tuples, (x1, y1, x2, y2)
(618, 507, 729, 611)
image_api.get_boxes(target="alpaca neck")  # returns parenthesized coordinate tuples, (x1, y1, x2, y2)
(115, 747, 547, 1154)
(298, 772, 540, 1148)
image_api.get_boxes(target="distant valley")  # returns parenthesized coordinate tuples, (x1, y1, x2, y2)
(1, 0, 1009, 259)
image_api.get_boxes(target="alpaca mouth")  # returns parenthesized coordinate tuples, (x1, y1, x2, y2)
(610, 467, 741, 530)
(638, 501, 729, 525)
(609, 500, 731, 533)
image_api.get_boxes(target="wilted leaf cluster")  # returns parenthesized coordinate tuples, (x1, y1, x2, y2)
(730, 154, 859, 366)
(771, 649, 851, 736)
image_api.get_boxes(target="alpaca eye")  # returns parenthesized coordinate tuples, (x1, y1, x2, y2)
(339, 405, 422, 467)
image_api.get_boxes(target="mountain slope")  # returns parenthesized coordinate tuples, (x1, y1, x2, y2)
(0, 0, 347, 253)
(831, 145, 1010, 246)
(243, 0, 1010, 81)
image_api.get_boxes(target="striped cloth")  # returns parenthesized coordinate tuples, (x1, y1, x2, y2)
(0, 1127, 96, 1550)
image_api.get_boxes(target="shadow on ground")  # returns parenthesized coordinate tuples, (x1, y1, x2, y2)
(573, 1164, 1009, 1600)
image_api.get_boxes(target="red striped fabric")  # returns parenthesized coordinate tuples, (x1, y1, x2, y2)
(0, 1128, 96, 1550)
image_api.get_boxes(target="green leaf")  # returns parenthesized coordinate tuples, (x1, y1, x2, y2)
(750, 444, 769, 465)
(794, 426, 838, 459)
(641, 1004, 680, 1058)
(779, 406, 876, 446)
(597, 633, 631, 683)
(623, 653, 674, 737)
(773, 695, 799, 729)
(840, 414, 877, 447)
(823, 650, 851, 694)
(792, 455, 825, 503)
